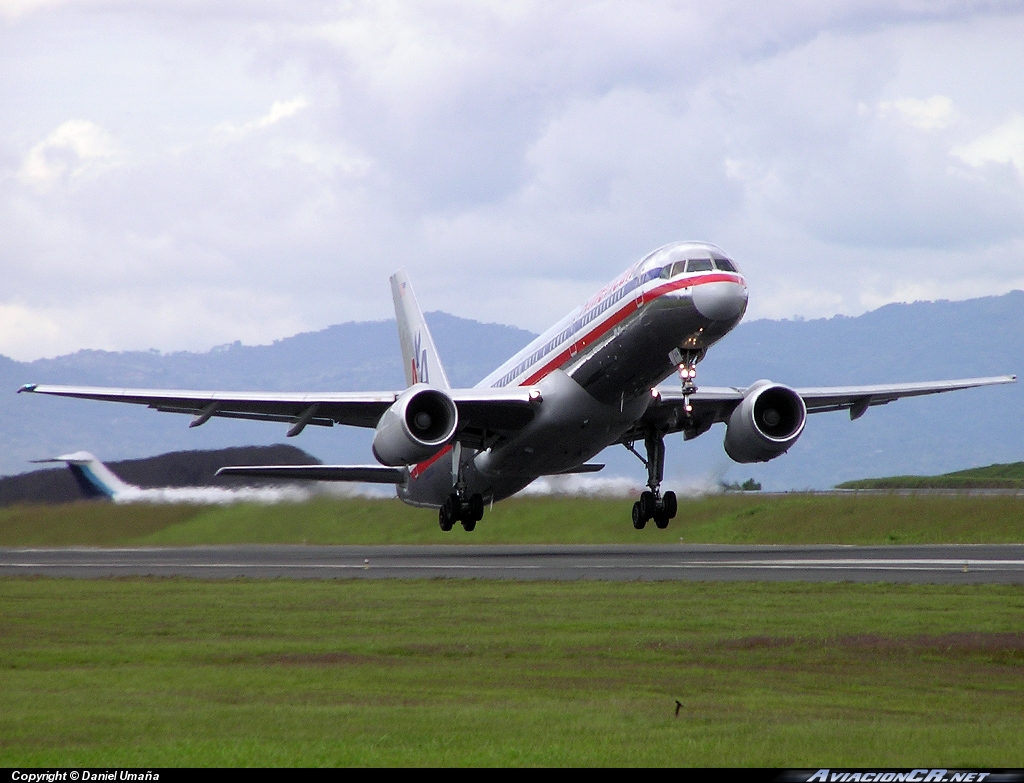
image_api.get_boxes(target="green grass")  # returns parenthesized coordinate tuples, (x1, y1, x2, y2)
(2, 493, 1024, 546)
(1, 578, 1022, 766)
(838, 461, 1024, 489)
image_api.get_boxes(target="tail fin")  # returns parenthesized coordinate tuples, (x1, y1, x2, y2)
(390, 269, 450, 389)
(32, 452, 136, 500)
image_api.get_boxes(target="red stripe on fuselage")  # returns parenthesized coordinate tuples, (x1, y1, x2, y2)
(410, 443, 452, 479)
(519, 272, 741, 386)
(408, 271, 742, 480)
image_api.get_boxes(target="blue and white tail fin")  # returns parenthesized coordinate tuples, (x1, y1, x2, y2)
(32, 452, 136, 500)
(390, 269, 450, 389)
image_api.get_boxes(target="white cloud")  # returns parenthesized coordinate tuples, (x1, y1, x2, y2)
(877, 95, 956, 130)
(2, 3, 1024, 359)
(17, 119, 122, 193)
(213, 96, 309, 141)
(952, 115, 1024, 174)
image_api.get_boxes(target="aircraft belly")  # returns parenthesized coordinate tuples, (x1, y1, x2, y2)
(474, 369, 647, 481)
(568, 293, 737, 404)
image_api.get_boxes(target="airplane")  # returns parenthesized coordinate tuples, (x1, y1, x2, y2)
(18, 241, 1016, 530)
(31, 451, 311, 504)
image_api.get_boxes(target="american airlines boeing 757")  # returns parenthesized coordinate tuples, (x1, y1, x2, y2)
(19, 242, 1016, 530)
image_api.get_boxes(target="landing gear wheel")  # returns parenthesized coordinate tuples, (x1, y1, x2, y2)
(461, 517, 477, 532)
(469, 493, 484, 524)
(439, 498, 455, 532)
(632, 501, 647, 530)
(639, 491, 658, 520)
(654, 513, 670, 530)
(662, 491, 677, 519)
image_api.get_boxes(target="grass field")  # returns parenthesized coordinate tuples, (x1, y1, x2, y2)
(1, 578, 1022, 766)
(3, 495, 1023, 766)
(1, 493, 1023, 546)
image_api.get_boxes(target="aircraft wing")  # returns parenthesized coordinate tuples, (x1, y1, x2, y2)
(622, 374, 1017, 441)
(17, 383, 538, 440)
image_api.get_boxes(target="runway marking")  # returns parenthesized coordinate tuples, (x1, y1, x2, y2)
(3, 558, 1024, 571)
(674, 559, 1024, 570)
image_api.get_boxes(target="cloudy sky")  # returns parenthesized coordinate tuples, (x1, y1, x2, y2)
(2, 0, 1023, 361)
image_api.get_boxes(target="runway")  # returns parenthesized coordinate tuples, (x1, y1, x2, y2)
(2, 544, 1024, 583)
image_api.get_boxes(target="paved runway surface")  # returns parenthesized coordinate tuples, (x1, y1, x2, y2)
(2, 544, 1024, 583)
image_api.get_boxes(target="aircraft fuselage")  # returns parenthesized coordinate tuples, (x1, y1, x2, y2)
(399, 241, 748, 506)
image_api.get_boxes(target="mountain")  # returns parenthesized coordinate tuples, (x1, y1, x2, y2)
(2, 295, 1021, 490)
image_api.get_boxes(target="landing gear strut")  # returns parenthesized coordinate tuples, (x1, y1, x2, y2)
(626, 430, 677, 530)
(438, 442, 485, 532)
(668, 347, 703, 416)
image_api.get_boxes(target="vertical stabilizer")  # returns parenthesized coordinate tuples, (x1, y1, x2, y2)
(390, 269, 451, 389)
(32, 452, 137, 501)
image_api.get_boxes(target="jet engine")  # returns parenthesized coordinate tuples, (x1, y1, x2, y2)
(372, 384, 459, 466)
(723, 381, 806, 463)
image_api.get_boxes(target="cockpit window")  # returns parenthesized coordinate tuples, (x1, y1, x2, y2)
(713, 258, 737, 272)
(659, 265, 673, 279)
(670, 261, 687, 277)
(685, 258, 713, 273)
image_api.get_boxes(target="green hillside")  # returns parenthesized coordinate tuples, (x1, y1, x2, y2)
(837, 461, 1024, 490)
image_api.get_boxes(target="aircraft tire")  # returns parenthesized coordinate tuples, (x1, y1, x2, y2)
(469, 493, 484, 523)
(461, 517, 477, 532)
(654, 513, 670, 530)
(663, 491, 677, 519)
(632, 501, 647, 530)
(639, 491, 657, 520)
(439, 497, 456, 532)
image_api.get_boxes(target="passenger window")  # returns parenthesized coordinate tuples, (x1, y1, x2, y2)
(686, 258, 713, 272)
(713, 258, 737, 272)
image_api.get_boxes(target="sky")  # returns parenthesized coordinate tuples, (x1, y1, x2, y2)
(1, 0, 1023, 361)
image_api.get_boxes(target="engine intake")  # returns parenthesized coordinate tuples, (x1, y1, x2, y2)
(723, 381, 806, 463)
(372, 384, 458, 466)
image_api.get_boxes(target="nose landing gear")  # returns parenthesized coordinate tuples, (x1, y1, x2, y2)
(626, 430, 678, 530)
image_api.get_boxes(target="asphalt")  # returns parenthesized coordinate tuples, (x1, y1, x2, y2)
(2, 543, 1024, 583)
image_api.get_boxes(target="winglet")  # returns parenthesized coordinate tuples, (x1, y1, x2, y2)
(17, 384, 37, 393)
(390, 269, 450, 389)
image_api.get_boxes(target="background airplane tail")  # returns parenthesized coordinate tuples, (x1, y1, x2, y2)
(32, 452, 135, 500)
(390, 269, 451, 389)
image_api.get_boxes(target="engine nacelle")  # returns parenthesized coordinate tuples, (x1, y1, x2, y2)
(723, 381, 806, 463)
(372, 384, 459, 466)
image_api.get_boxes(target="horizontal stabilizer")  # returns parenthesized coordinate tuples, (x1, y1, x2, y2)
(216, 464, 406, 484)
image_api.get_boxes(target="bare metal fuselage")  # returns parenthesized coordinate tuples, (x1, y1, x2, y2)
(399, 242, 748, 507)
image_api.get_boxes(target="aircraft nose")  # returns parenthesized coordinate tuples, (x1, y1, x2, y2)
(692, 280, 748, 321)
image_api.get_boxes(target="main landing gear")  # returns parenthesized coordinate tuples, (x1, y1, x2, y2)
(625, 430, 678, 530)
(438, 443, 485, 532)
(439, 492, 485, 532)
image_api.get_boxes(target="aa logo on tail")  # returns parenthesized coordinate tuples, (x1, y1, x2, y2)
(412, 331, 429, 384)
